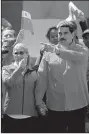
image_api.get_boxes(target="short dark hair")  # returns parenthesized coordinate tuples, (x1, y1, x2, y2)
(46, 26, 58, 40)
(58, 20, 77, 33)
(82, 29, 89, 38)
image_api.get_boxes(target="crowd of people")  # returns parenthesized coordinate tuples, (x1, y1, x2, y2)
(1, 2, 89, 133)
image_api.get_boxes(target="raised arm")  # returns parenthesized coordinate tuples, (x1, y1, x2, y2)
(55, 45, 88, 63)
(2, 65, 23, 88)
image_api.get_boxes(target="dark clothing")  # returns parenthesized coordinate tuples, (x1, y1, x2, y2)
(37, 115, 48, 133)
(2, 114, 38, 133)
(79, 20, 88, 32)
(47, 107, 87, 133)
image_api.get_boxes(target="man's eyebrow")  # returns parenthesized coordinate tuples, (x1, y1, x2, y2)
(64, 32, 68, 33)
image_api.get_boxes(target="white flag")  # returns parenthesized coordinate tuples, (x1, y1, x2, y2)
(22, 10, 31, 20)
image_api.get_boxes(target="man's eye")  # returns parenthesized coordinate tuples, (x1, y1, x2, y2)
(5, 34, 12, 38)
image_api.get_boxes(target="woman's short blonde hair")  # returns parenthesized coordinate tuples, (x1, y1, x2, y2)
(13, 43, 29, 53)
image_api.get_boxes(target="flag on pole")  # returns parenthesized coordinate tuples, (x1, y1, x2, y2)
(14, 29, 24, 46)
(21, 10, 34, 35)
(14, 11, 34, 46)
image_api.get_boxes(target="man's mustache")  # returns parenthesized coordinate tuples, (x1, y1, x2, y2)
(60, 38, 66, 41)
(2, 50, 9, 54)
(2, 39, 16, 54)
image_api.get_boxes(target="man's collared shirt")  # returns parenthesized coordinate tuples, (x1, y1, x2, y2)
(35, 44, 89, 111)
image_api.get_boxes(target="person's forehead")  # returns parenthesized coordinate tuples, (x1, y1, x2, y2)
(14, 47, 25, 51)
(13, 44, 28, 52)
(3, 30, 14, 36)
(50, 29, 58, 35)
(59, 26, 70, 31)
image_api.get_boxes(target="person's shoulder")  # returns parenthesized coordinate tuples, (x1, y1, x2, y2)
(76, 43, 88, 53)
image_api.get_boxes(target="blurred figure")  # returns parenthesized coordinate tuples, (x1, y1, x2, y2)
(1, 19, 16, 132)
(2, 29, 16, 66)
(1, 18, 15, 65)
(82, 29, 89, 132)
(2, 43, 38, 133)
(2, 18, 12, 32)
(82, 30, 89, 90)
(82, 29, 89, 49)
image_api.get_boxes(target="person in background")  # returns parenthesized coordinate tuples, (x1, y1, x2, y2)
(34, 26, 59, 71)
(82, 29, 89, 49)
(2, 43, 38, 133)
(82, 29, 89, 92)
(32, 26, 59, 133)
(2, 18, 12, 32)
(82, 29, 89, 132)
(2, 28, 16, 66)
(1, 19, 16, 132)
(35, 20, 89, 132)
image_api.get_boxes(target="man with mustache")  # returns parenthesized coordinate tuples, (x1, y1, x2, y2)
(35, 19, 89, 132)
(36, 1, 88, 117)
(55, 20, 89, 132)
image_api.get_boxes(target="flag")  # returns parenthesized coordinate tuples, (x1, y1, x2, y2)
(14, 29, 24, 46)
(21, 10, 34, 35)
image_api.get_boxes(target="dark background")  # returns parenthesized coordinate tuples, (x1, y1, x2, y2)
(2, 1, 22, 35)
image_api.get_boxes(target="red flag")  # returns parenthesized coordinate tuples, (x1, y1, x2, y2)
(21, 10, 34, 35)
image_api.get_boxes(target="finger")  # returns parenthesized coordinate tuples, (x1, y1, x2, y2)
(40, 42, 47, 46)
(19, 58, 24, 65)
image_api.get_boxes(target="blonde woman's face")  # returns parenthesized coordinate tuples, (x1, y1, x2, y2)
(13, 46, 28, 62)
